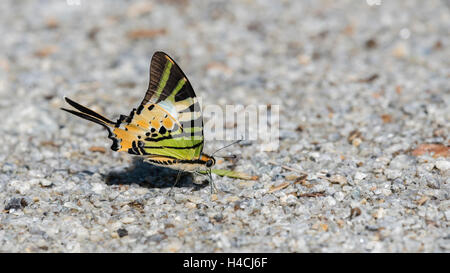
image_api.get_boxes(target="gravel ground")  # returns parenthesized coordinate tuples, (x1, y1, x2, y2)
(0, 0, 449, 252)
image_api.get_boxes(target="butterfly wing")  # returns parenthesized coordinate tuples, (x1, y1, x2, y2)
(112, 52, 204, 160)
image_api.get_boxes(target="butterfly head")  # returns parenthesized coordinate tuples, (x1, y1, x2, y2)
(200, 153, 216, 168)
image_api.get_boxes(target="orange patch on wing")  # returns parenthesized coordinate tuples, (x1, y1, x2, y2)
(151, 119, 160, 129)
(113, 128, 133, 151)
(163, 117, 173, 129)
(136, 119, 149, 128)
(124, 124, 141, 133)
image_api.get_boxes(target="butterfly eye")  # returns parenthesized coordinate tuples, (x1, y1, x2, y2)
(206, 159, 214, 168)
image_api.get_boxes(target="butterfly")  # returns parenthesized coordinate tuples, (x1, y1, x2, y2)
(62, 52, 220, 192)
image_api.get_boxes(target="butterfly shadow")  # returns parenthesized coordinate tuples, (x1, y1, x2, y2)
(103, 158, 208, 190)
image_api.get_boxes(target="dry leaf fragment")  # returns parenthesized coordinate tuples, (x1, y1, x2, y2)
(347, 130, 361, 143)
(381, 114, 393, 123)
(45, 17, 59, 29)
(343, 24, 354, 36)
(127, 2, 153, 17)
(294, 174, 308, 185)
(365, 38, 377, 49)
(329, 174, 347, 185)
(295, 125, 304, 132)
(372, 208, 384, 219)
(89, 146, 106, 153)
(433, 40, 442, 50)
(297, 54, 311, 65)
(416, 196, 429, 206)
(298, 191, 325, 198)
(411, 144, 449, 158)
(34, 45, 58, 58)
(358, 74, 379, 83)
(127, 28, 166, 39)
(350, 207, 361, 219)
(40, 141, 60, 148)
(348, 130, 362, 146)
(268, 182, 290, 193)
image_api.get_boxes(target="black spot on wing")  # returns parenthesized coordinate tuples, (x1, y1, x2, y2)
(136, 105, 144, 115)
(125, 108, 136, 123)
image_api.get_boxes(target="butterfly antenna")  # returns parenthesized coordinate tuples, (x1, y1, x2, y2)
(211, 140, 242, 157)
(215, 154, 237, 159)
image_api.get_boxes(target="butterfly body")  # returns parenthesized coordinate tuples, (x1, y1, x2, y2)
(62, 52, 215, 173)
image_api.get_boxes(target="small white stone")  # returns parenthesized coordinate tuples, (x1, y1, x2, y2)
(324, 196, 336, 207)
(121, 217, 135, 224)
(10, 180, 31, 194)
(76, 227, 89, 239)
(419, 163, 435, 172)
(288, 238, 308, 252)
(334, 191, 345, 201)
(384, 169, 402, 180)
(154, 196, 165, 206)
(435, 160, 450, 172)
(134, 188, 148, 195)
(110, 221, 122, 230)
(444, 211, 450, 221)
(279, 194, 288, 204)
(39, 179, 53, 187)
(354, 172, 367, 181)
(109, 192, 119, 201)
(63, 202, 78, 210)
(91, 183, 105, 194)
(286, 195, 298, 205)
(185, 202, 197, 209)
(439, 200, 450, 211)
(330, 174, 347, 185)
(165, 239, 182, 252)
(89, 231, 103, 242)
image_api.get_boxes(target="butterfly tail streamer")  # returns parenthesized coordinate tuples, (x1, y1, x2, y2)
(61, 97, 120, 149)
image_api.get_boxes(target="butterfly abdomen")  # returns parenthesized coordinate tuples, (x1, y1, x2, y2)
(145, 155, 212, 172)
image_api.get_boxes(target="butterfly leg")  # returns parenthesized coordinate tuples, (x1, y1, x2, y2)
(167, 171, 182, 196)
(208, 169, 217, 194)
(194, 171, 218, 194)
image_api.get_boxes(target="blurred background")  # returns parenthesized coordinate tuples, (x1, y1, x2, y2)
(0, 0, 448, 252)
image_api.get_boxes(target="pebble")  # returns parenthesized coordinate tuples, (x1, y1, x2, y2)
(330, 174, 347, 185)
(91, 183, 105, 195)
(444, 211, 450, 221)
(334, 192, 345, 202)
(39, 179, 53, 187)
(117, 228, 128, 238)
(121, 217, 136, 224)
(435, 161, 450, 172)
(324, 196, 337, 207)
(384, 169, 402, 180)
(354, 172, 367, 182)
